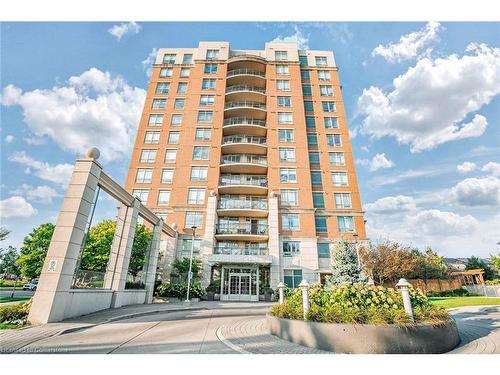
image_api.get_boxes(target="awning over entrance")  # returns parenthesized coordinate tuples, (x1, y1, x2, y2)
(208, 254, 272, 265)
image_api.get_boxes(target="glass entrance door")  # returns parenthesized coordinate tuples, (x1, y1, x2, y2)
(222, 267, 258, 301)
(228, 273, 251, 300)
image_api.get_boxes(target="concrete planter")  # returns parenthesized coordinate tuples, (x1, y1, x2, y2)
(267, 315, 460, 354)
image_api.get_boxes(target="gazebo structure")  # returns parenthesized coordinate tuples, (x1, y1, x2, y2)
(451, 269, 485, 286)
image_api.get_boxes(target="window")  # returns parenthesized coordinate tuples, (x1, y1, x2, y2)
(180, 68, 190, 77)
(304, 101, 314, 112)
(159, 68, 173, 78)
(309, 151, 320, 166)
(195, 128, 211, 141)
(338, 216, 354, 233)
(302, 84, 312, 96)
(318, 70, 331, 81)
(307, 133, 318, 146)
(182, 54, 193, 64)
(315, 56, 328, 66)
(168, 131, 180, 144)
(334, 193, 352, 209)
(177, 82, 188, 94)
(193, 146, 209, 160)
(315, 215, 328, 232)
(278, 129, 294, 143)
(280, 189, 298, 206)
(276, 65, 289, 75)
(157, 190, 171, 205)
(171, 114, 182, 126)
(164, 149, 177, 163)
(282, 214, 299, 230)
(320, 85, 333, 96)
(311, 171, 323, 186)
(318, 243, 330, 258)
(174, 98, 185, 109)
(135, 168, 152, 183)
(198, 111, 213, 122)
(329, 152, 345, 166)
(188, 188, 206, 204)
(199, 95, 215, 106)
(191, 166, 208, 181)
(280, 168, 297, 183)
(275, 51, 288, 60)
(202, 78, 216, 90)
(278, 112, 293, 124)
(182, 239, 201, 253)
(144, 131, 160, 144)
(206, 49, 219, 60)
(283, 242, 300, 257)
(324, 117, 339, 129)
(276, 80, 290, 91)
(132, 189, 149, 203)
(155, 82, 170, 94)
(305, 116, 316, 129)
(204, 63, 218, 74)
(300, 70, 310, 80)
(161, 169, 174, 184)
(279, 148, 296, 162)
(332, 171, 348, 186)
(163, 54, 176, 64)
(313, 192, 325, 208)
(327, 134, 342, 147)
(299, 55, 308, 66)
(148, 114, 164, 126)
(140, 149, 157, 163)
(284, 269, 302, 288)
(322, 101, 336, 112)
(278, 96, 291, 107)
(152, 99, 166, 109)
(185, 211, 203, 228)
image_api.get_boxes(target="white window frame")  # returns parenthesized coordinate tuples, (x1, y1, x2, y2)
(280, 167, 297, 183)
(278, 129, 294, 143)
(190, 166, 208, 181)
(155, 82, 170, 94)
(195, 128, 211, 141)
(157, 190, 171, 205)
(276, 80, 290, 91)
(144, 131, 160, 144)
(324, 117, 339, 129)
(331, 171, 349, 187)
(320, 85, 334, 96)
(338, 216, 355, 233)
(193, 146, 210, 160)
(174, 98, 185, 109)
(315, 56, 328, 66)
(188, 188, 206, 205)
(161, 169, 174, 184)
(132, 189, 149, 203)
(171, 114, 183, 126)
(164, 149, 177, 163)
(176, 82, 188, 94)
(148, 114, 164, 126)
(329, 152, 346, 166)
(279, 147, 296, 162)
(199, 95, 215, 106)
(185, 211, 203, 228)
(197, 111, 213, 123)
(280, 189, 299, 206)
(318, 70, 331, 81)
(140, 149, 157, 163)
(277, 112, 293, 124)
(276, 65, 289, 75)
(282, 241, 300, 257)
(152, 98, 167, 109)
(168, 131, 180, 144)
(327, 134, 342, 147)
(334, 193, 352, 209)
(275, 51, 288, 61)
(135, 168, 153, 184)
(282, 214, 300, 231)
(277, 96, 291, 107)
(159, 68, 173, 78)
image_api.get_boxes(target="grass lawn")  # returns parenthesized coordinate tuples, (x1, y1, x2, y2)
(0, 322, 24, 330)
(0, 296, 32, 303)
(429, 297, 500, 309)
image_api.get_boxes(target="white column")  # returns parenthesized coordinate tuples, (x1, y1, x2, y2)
(268, 193, 281, 288)
(144, 220, 163, 304)
(201, 192, 218, 287)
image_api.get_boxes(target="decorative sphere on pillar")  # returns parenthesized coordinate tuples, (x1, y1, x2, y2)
(270, 191, 276, 198)
(210, 190, 217, 197)
(171, 223, 178, 231)
(86, 147, 101, 160)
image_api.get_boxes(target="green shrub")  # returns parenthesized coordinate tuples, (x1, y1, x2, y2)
(485, 279, 500, 285)
(156, 281, 205, 299)
(0, 300, 31, 324)
(427, 288, 480, 297)
(125, 281, 145, 290)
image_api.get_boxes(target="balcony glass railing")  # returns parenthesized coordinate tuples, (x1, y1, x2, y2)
(226, 85, 266, 94)
(221, 154, 267, 165)
(218, 198, 268, 210)
(219, 174, 268, 187)
(213, 246, 269, 256)
(223, 118, 266, 127)
(216, 223, 268, 235)
(229, 52, 266, 61)
(222, 135, 266, 146)
(227, 69, 266, 78)
(224, 101, 266, 110)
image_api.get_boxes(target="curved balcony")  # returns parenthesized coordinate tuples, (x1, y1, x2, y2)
(217, 197, 268, 218)
(209, 244, 271, 265)
(221, 135, 267, 155)
(223, 117, 266, 136)
(227, 69, 266, 87)
(225, 85, 266, 101)
(215, 223, 268, 242)
(214, 245, 269, 256)
(220, 154, 267, 174)
(224, 101, 267, 120)
(218, 174, 268, 195)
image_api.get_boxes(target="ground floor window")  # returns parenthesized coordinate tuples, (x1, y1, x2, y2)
(283, 269, 302, 288)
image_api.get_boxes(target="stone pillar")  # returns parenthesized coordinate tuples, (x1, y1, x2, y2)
(143, 220, 163, 303)
(28, 153, 102, 324)
(268, 193, 281, 288)
(201, 192, 218, 287)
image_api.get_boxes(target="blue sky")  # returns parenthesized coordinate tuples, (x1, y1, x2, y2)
(1, 22, 499, 258)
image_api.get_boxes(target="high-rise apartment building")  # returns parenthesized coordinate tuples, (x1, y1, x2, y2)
(126, 41, 366, 301)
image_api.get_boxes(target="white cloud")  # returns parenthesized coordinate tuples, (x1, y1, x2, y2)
(10, 184, 59, 204)
(4, 135, 14, 143)
(372, 22, 442, 63)
(142, 48, 158, 77)
(8, 152, 73, 187)
(107, 22, 141, 41)
(360, 145, 370, 153)
(451, 176, 500, 207)
(0, 196, 37, 218)
(1, 68, 146, 163)
(408, 209, 479, 236)
(358, 43, 499, 152)
(365, 195, 416, 214)
(457, 161, 477, 174)
(370, 164, 452, 186)
(482, 162, 500, 177)
(358, 153, 394, 171)
(269, 25, 309, 49)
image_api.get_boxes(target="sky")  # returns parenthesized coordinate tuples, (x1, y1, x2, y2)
(0, 21, 499, 258)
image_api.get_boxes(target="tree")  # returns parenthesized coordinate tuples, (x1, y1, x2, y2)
(0, 227, 10, 242)
(491, 254, 500, 271)
(411, 247, 449, 280)
(171, 257, 202, 283)
(16, 223, 55, 279)
(328, 240, 367, 285)
(465, 256, 496, 281)
(0, 246, 20, 276)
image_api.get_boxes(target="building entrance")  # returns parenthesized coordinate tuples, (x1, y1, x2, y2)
(221, 266, 258, 301)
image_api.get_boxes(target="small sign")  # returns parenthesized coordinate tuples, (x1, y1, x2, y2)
(48, 259, 57, 272)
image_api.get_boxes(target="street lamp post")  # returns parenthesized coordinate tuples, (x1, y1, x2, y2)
(353, 233, 360, 267)
(185, 226, 197, 303)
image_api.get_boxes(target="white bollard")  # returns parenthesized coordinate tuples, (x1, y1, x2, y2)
(298, 279, 310, 319)
(396, 278, 414, 322)
(277, 282, 286, 305)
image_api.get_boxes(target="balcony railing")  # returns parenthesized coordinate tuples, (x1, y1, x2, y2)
(218, 198, 268, 210)
(221, 154, 267, 165)
(229, 52, 266, 61)
(227, 69, 266, 78)
(226, 85, 266, 94)
(213, 246, 269, 256)
(222, 135, 266, 146)
(216, 223, 268, 235)
(223, 118, 266, 127)
(224, 101, 266, 110)
(219, 174, 268, 187)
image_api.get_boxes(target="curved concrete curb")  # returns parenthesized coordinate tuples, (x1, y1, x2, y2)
(267, 315, 460, 354)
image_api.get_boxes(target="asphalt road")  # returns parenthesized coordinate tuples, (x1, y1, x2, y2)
(0, 289, 35, 298)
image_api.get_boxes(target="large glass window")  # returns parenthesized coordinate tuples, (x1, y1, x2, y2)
(201, 78, 216, 90)
(304, 101, 314, 112)
(195, 128, 211, 141)
(283, 242, 300, 257)
(278, 129, 294, 143)
(182, 54, 193, 64)
(185, 212, 203, 228)
(163, 53, 176, 64)
(299, 55, 308, 66)
(332, 171, 348, 186)
(159, 68, 173, 78)
(318, 70, 331, 81)
(334, 193, 352, 208)
(174, 98, 185, 109)
(182, 239, 201, 253)
(148, 114, 164, 126)
(315, 56, 328, 66)
(161, 169, 174, 184)
(164, 149, 177, 163)
(199, 95, 215, 106)
(300, 70, 310, 80)
(140, 149, 157, 163)
(171, 114, 182, 126)
(206, 49, 219, 60)
(305, 116, 316, 129)
(177, 82, 188, 94)
(275, 51, 288, 60)
(157, 190, 171, 205)
(276, 65, 289, 75)
(188, 188, 206, 204)
(144, 131, 160, 144)
(132, 189, 149, 203)
(329, 152, 345, 166)
(280, 189, 299, 206)
(152, 99, 167, 109)
(309, 151, 320, 166)
(278, 112, 293, 124)
(315, 215, 328, 233)
(320, 85, 333, 96)
(324, 117, 339, 129)
(198, 111, 213, 122)
(311, 171, 323, 186)
(284, 269, 302, 288)
(322, 101, 336, 112)
(327, 134, 342, 147)
(282, 214, 299, 230)
(313, 192, 325, 208)
(180, 68, 190, 77)
(338, 216, 354, 233)
(168, 131, 180, 144)
(155, 83, 170, 94)
(193, 146, 210, 160)
(135, 168, 153, 183)
(279, 148, 296, 162)
(280, 168, 297, 183)
(190, 166, 208, 181)
(307, 133, 318, 146)
(317, 243, 330, 258)
(204, 63, 218, 74)
(276, 80, 290, 91)
(278, 96, 291, 107)
(302, 84, 312, 96)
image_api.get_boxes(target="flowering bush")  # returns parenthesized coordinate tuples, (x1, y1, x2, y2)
(157, 281, 205, 299)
